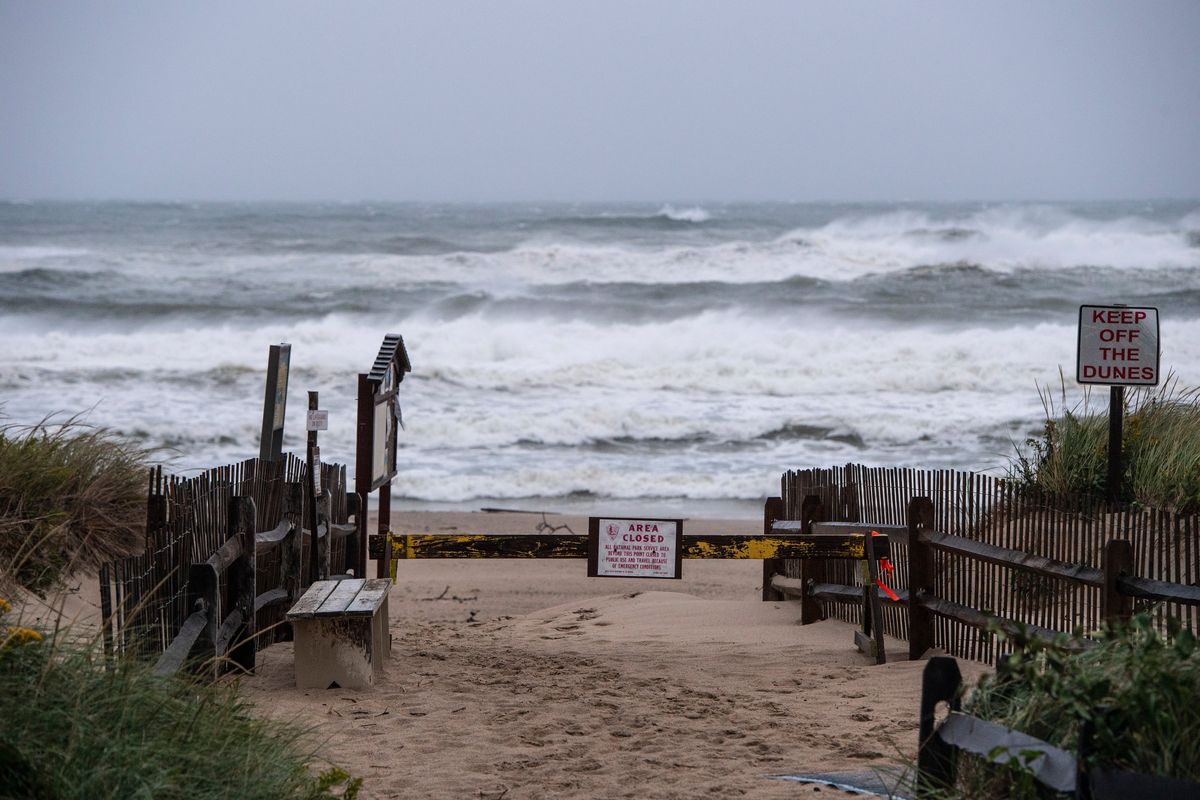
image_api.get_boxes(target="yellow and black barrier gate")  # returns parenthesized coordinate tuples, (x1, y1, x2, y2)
(367, 510, 893, 664)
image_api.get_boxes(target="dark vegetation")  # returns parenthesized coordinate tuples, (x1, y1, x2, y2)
(933, 617, 1200, 799)
(0, 417, 360, 799)
(1010, 374, 1200, 512)
(0, 616, 360, 800)
(0, 417, 148, 593)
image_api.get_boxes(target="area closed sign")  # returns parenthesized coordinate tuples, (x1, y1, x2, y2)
(587, 517, 683, 579)
(1077, 305, 1160, 386)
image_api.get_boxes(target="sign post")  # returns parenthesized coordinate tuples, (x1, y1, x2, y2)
(258, 343, 291, 461)
(355, 334, 412, 579)
(1076, 305, 1160, 504)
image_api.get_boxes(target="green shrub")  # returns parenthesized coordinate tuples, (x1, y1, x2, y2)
(1010, 374, 1200, 512)
(945, 616, 1200, 799)
(0, 612, 360, 800)
(0, 417, 149, 593)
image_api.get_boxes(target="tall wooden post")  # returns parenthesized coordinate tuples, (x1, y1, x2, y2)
(863, 530, 887, 665)
(1101, 538, 1134, 627)
(799, 495, 825, 624)
(306, 391, 323, 586)
(908, 496, 937, 661)
(356, 372, 374, 578)
(228, 496, 257, 674)
(378, 482, 391, 578)
(917, 656, 962, 795)
(761, 496, 785, 601)
(281, 481, 303, 640)
(258, 343, 290, 461)
(1107, 386, 1124, 505)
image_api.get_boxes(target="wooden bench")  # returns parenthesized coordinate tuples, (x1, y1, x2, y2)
(286, 578, 391, 689)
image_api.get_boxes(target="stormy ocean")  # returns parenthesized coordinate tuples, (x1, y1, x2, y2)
(1, 201, 1198, 516)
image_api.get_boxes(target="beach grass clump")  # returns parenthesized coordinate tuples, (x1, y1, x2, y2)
(939, 615, 1200, 799)
(0, 605, 360, 800)
(0, 416, 148, 593)
(1010, 375, 1200, 511)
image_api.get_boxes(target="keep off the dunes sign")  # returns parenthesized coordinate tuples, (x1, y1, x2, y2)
(588, 517, 683, 579)
(1077, 305, 1160, 386)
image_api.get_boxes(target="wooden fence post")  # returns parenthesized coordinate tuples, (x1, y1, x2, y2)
(863, 530, 886, 665)
(187, 560, 220, 679)
(908, 496, 937, 660)
(762, 496, 785, 601)
(917, 656, 962, 796)
(228, 496, 257, 674)
(800, 494, 826, 624)
(282, 481, 304, 630)
(1101, 539, 1134, 627)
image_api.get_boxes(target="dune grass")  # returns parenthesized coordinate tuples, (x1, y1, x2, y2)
(0, 416, 149, 594)
(0, 609, 360, 800)
(925, 616, 1200, 799)
(1010, 374, 1200, 512)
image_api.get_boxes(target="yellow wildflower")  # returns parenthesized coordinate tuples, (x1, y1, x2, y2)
(0, 598, 11, 615)
(2, 626, 43, 646)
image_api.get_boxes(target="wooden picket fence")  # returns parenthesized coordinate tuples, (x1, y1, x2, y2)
(98, 454, 358, 674)
(775, 464, 1200, 661)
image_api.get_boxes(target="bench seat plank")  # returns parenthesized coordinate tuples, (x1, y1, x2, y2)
(344, 578, 390, 616)
(287, 580, 339, 619)
(314, 578, 366, 616)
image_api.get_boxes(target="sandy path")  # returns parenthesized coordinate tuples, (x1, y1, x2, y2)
(241, 511, 987, 799)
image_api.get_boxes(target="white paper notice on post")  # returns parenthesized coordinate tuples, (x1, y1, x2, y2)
(592, 518, 680, 579)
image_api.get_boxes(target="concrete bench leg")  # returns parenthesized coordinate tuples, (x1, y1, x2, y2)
(294, 612, 385, 690)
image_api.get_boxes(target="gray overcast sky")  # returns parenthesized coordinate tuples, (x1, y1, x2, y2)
(1, 1, 1198, 202)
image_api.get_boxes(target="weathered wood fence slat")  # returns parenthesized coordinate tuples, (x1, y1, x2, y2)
(103, 454, 358, 677)
(780, 464, 1200, 661)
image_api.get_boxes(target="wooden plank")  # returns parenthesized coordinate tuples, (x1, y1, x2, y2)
(215, 608, 244, 657)
(768, 574, 805, 598)
(344, 578, 391, 616)
(399, 534, 588, 559)
(254, 587, 289, 614)
(314, 579, 366, 616)
(255, 520, 293, 550)
(938, 713, 1077, 793)
(205, 536, 243, 574)
(685, 534, 886, 560)
(809, 521, 908, 542)
(287, 580, 340, 619)
(810, 581, 908, 605)
(920, 529, 1102, 588)
(329, 522, 356, 540)
(388, 532, 886, 560)
(918, 594, 1093, 651)
(152, 610, 208, 677)
(1118, 574, 1200, 606)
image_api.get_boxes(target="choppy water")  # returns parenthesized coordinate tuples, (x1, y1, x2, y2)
(2, 200, 1198, 516)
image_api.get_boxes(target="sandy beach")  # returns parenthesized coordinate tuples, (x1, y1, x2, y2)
(10, 509, 990, 798)
(233, 510, 985, 799)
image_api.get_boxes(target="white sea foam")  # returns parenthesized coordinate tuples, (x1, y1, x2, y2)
(655, 204, 711, 223)
(3, 200, 1199, 503)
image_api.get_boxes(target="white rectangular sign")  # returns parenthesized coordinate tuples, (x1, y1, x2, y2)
(306, 409, 329, 431)
(588, 518, 681, 579)
(1077, 305, 1160, 386)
